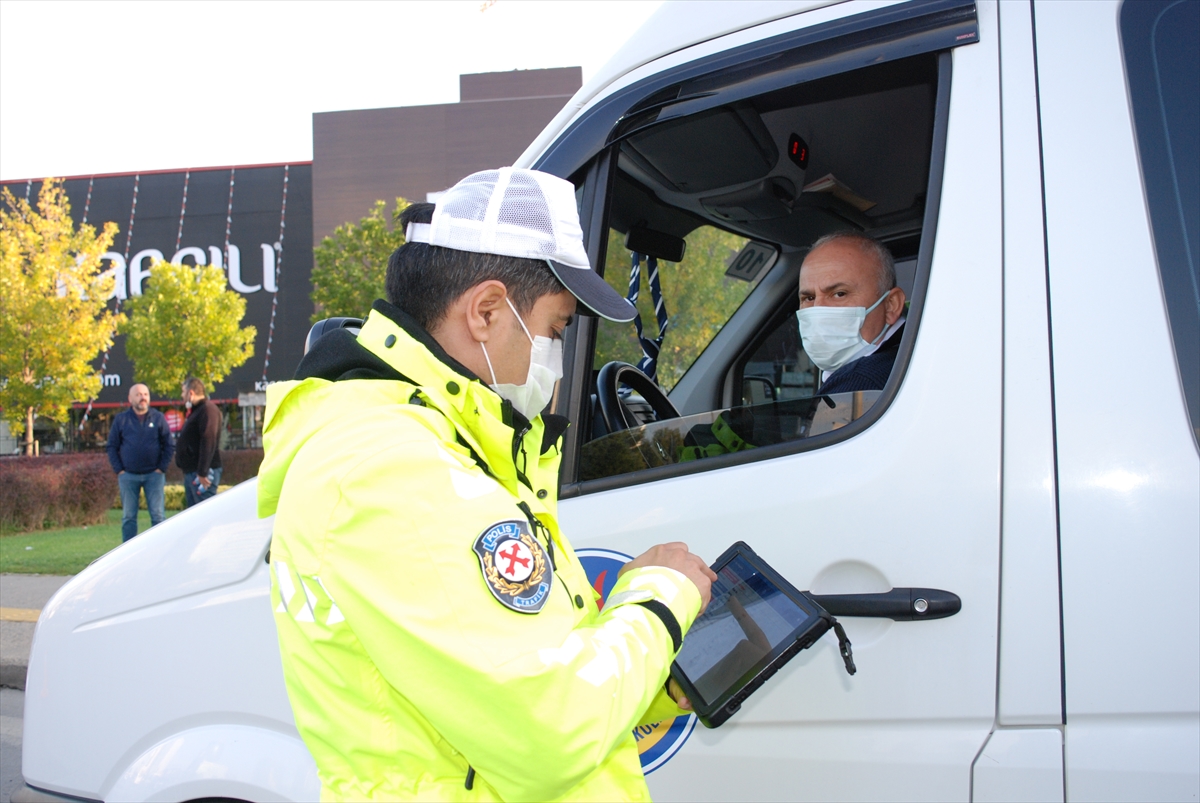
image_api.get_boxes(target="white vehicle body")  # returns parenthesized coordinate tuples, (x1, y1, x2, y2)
(19, 1, 1198, 801)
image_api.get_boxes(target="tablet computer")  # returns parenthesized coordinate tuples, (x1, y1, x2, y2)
(669, 541, 832, 728)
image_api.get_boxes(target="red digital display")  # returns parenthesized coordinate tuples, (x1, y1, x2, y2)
(787, 133, 809, 169)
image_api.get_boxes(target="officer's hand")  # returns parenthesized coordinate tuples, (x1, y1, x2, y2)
(620, 542, 717, 612)
(667, 677, 693, 711)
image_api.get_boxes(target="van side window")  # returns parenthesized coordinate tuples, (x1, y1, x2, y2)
(570, 51, 947, 488)
(595, 227, 756, 392)
(1121, 0, 1200, 444)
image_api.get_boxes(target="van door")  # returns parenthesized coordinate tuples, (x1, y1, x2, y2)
(1036, 1, 1200, 799)
(548, 2, 1004, 799)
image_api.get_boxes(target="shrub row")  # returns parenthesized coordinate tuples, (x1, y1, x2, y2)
(110, 483, 188, 511)
(162, 448, 264, 486)
(0, 454, 118, 534)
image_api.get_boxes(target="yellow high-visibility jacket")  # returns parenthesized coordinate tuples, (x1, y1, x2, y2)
(258, 301, 699, 802)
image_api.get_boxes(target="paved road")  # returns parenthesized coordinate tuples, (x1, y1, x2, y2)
(0, 575, 73, 691)
(0, 688, 23, 803)
(0, 576, 73, 802)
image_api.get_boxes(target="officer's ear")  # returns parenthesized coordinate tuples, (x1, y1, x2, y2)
(464, 280, 509, 343)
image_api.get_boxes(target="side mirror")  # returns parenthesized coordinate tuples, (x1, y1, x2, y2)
(742, 375, 776, 405)
(305, 317, 364, 355)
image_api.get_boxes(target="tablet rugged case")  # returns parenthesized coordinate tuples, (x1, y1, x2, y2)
(669, 541, 837, 728)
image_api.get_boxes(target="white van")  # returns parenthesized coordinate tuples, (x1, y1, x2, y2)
(16, 1, 1198, 801)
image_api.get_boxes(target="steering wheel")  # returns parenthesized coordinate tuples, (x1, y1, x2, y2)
(595, 361, 681, 433)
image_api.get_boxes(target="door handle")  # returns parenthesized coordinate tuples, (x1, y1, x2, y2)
(807, 588, 960, 620)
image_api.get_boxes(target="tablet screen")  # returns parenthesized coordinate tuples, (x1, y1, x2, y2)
(675, 553, 819, 705)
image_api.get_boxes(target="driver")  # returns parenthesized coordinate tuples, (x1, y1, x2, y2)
(258, 168, 716, 802)
(797, 231, 906, 394)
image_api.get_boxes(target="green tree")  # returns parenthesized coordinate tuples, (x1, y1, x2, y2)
(595, 226, 754, 390)
(0, 179, 123, 456)
(310, 197, 411, 322)
(122, 260, 256, 395)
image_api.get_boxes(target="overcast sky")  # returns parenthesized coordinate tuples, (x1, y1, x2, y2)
(0, 0, 663, 181)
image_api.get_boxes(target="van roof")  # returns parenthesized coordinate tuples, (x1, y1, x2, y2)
(517, 0, 835, 167)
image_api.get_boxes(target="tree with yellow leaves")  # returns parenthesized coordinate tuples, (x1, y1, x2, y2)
(122, 260, 257, 396)
(0, 180, 123, 456)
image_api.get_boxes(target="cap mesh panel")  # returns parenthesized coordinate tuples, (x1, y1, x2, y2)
(484, 173, 550, 257)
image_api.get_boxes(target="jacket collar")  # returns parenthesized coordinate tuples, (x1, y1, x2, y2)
(354, 301, 491, 417)
(369, 300, 483, 385)
(301, 300, 567, 473)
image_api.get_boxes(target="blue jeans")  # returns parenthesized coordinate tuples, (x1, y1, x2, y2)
(183, 467, 223, 508)
(118, 471, 165, 542)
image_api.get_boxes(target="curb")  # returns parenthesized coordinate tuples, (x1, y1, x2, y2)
(0, 662, 27, 691)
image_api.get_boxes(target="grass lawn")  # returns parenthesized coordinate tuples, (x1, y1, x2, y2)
(0, 508, 179, 575)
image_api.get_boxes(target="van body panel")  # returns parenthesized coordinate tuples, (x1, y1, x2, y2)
(1063, 715, 1200, 803)
(579, 0, 843, 107)
(996, 0, 1065, 729)
(102, 723, 319, 803)
(1037, 0, 1200, 719)
(972, 728, 1064, 803)
(518, 0, 919, 174)
(561, 10, 1005, 800)
(516, 0, 857, 170)
(1034, 0, 1200, 797)
(648, 721, 988, 801)
(20, 482, 311, 802)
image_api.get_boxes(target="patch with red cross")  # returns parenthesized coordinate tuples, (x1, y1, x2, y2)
(472, 520, 552, 613)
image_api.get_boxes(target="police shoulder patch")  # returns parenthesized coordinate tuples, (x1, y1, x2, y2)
(473, 520, 553, 614)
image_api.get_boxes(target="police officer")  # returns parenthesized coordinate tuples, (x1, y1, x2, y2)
(259, 168, 716, 802)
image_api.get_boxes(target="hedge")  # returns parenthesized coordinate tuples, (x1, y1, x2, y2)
(163, 448, 263, 486)
(1, 449, 264, 534)
(112, 483, 188, 511)
(0, 454, 118, 534)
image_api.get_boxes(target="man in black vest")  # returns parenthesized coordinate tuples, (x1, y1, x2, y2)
(796, 232, 907, 395)
(175, 377, 223, 508)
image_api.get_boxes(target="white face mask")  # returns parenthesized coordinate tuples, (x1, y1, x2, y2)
(796, 291, 890, 373)
(480, 298, 564, 421)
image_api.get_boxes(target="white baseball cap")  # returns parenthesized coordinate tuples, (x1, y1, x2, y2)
(406, 168, 637, 323)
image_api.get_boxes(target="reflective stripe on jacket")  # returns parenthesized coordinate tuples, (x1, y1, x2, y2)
(257, 302, 699, 802)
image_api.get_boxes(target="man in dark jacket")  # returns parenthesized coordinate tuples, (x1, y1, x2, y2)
(796, 231, 907, 395)
(107, 383, 174, 541)
(175, 377, 223, 508)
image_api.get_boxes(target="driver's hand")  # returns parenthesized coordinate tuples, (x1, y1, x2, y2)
(619, 542, 716, 613)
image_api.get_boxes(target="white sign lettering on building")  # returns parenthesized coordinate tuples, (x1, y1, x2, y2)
(97, 243, 281, 299)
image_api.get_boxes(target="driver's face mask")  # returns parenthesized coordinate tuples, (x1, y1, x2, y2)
(480, 297, 564, 420)
(796, 291, 891, 373)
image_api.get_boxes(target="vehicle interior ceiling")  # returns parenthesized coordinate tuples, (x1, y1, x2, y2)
(602, 53, 937, 417)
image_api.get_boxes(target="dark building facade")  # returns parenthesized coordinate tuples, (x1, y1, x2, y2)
(2, 165, 313, 450)
(1, 68, 580, 452)
(312, 67, 581, 244)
